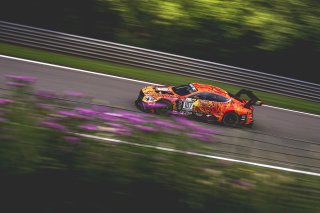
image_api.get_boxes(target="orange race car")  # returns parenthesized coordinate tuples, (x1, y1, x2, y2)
(135, 83, 263, 127)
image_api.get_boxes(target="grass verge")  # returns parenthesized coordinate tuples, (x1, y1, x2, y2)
(0, 42, 319, 115)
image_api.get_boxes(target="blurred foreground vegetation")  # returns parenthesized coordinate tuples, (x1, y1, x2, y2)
(1, 0, 320, 83)
(0, 75, 320, 212)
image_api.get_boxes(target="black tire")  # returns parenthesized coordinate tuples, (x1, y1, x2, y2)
(154, 99, 172, 115)
(135, 100, 144, 111)
(222, 112, 239, 127)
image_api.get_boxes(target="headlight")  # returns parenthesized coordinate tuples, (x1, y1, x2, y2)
(145, 96, 156, 102)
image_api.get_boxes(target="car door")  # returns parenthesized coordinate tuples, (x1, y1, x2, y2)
(181, 92, 207, 114)
(204, 92, 230, 115)
(192, 92, 214, 114)
(183, 92, 212, 114)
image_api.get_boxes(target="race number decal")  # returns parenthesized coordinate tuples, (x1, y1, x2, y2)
(182, 98, 194, 111)
(182, 102, 193, 110)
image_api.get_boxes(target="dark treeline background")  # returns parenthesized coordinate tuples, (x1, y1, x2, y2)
(1, 0, 319, 83)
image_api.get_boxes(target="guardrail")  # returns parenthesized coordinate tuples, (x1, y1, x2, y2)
(1, 20, 320, 102)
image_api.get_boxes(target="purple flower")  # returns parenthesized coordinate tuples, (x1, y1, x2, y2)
(117, 111, 139, 117)
(187, 133, 211, 142)
(79, 124, 98, 131)
(136, 125, 156, 132)
(63, 91, 84, 98)
(193, 126, 217, 135)
(63, 136, 80, 142)
(109, 123, 125, 128)
(75, 108, 98, 116)
(0, 117, 7, 123)
(120, 111, 148, 118)
(170, 111, 182, 116)
(36, 103, 54, 110)
(92, 105, 110, 113)
(0, 109, 9, 115)
(151, 119, 167, 126)
(117, 111, 152, 119)
(115, 111, 147, 122)
(103, 112, 125, 118)
(41, 121, 66, 131)
(151, 102, 168, 108)
(6, 82, 25, 87)
(152, 119, 184, 130)
(174, 116, 193, 125)
(100, 113, 118, 122)
(117, 128, 132, 136)
(6, 75, 37, 83)
(125, 116, 147, 124)
(46, 116, 63, 122)
(174, 116, 215, 134)
(35, 90, 57, 100)
(0, 99, 13, 105)
(232, 179, 255, 190)
(57, 110, 78, 117)
(100, 124, 132, 135)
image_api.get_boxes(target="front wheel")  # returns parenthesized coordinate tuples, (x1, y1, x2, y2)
(222, 112, 239, 127)
(135, 100, 145, 111)
(154, 99, 172, 115)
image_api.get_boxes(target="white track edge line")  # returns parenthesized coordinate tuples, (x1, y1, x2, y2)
(263, 105, 319, 117)
(78, 134, 320, 177)
(0, 54, 161, 86)
(1, 54, 319, 117)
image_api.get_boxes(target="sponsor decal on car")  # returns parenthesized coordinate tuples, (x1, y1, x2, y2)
(156, 87, 170, 92)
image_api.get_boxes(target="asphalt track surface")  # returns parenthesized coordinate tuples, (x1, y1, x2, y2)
(1, 56, 320, 173)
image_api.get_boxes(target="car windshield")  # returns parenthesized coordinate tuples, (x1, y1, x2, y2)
(172, 84, 196, 96)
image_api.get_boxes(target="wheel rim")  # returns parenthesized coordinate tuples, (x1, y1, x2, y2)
(155, 101, 171, 115)
(224, 114, 238, 125)
(157, 105, 169, 114)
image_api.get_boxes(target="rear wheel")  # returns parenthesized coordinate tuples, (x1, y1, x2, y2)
(222, 112, 239, 127)
(155, 100, 172, 115)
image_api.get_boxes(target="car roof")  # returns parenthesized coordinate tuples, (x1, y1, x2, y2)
(191, 83, 230, 97)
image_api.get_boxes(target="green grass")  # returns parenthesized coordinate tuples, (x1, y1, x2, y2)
(1, 42, 319, 114)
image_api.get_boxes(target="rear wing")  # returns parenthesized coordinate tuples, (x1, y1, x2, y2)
(231, 89, 263, 108)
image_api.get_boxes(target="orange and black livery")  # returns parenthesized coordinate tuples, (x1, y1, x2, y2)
(135, 83, 263, 127)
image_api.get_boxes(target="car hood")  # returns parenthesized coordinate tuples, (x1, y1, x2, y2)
(141, 85, 175, 97)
